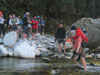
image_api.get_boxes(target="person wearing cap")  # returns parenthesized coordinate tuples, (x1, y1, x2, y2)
(0, 11, 5, 37)
(22, 12, 31, 40)
(70, 26, 87, 70)
(55, 24, 66, 55)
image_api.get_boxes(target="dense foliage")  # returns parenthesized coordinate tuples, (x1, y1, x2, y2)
(0, 0, 100, 33)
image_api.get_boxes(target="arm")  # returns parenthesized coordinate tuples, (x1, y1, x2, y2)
(76, 41, 81, 53)
(76, 36, 82, 53)
(55, 29, 58, 39)
(9, 19, 12, 25)
(16, 18, 19, 25)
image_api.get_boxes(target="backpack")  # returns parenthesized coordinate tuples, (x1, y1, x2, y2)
(19, 19, 23, 25)
(81, 28, 88, 37)
(81, 28, 88, 47)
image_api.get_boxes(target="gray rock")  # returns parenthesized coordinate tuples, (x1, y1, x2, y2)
(41, 50, 54, 57)
(67, 18, 100, 49)
(3, 31, 18, 47)
(42, 57, 51, 63)
(0, 45, 8, 56)
(41, 51, 49, 57)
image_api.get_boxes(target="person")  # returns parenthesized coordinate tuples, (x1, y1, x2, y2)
(22, 12, 31, 40)
(31, 16, 39, 40)
(70, 26, 88, 70)
(37, 16, 41, 33)
(18, 16, 23, 39)
(0, 11, 5, 37)
(55, 24, 66, 55)
(9, 14, 19, 32)
(6, 14, 12, 32)
(40, 17, 45, 35)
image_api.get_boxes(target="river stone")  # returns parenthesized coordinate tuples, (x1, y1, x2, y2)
(3, 31, 18, 47)
(67, 18, 100, 49)
(0, 45, 8, 56)
(14, 40, 36, 58)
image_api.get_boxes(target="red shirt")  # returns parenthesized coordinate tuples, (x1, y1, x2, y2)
(32, 19, 39, 29)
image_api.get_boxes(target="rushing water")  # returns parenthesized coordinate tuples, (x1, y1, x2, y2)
(0, 57, 100, 75)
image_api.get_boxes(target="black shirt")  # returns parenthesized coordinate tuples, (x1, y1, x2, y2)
(55, 27, 66, 39)
(22, 17, 28, 26)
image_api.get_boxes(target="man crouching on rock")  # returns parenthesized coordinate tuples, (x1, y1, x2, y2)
(70, 26, 88, 71)
(55, 24, 66, 55)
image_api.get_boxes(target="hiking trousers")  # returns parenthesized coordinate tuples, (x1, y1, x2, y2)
(0, 24, 5, 36)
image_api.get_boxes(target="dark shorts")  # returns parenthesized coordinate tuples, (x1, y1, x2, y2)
(32, 28, 37, 33)
(11, 25, 18, 31)
(72, 51, 85, 61)
(23, 26, 29, 34)
(57, 39, 65, 45)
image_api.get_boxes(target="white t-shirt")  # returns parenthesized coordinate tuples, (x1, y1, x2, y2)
(0, 17, 4, 24)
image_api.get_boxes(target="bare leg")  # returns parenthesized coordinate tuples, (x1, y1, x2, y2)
(73, 57, 79, 65)
(58, 43, 61, 54)
(15, 30, 19, 40)
(23, 33, 27, 40)
(32, 32, 36, 39)
(63, 45, 66, 54)
(81, 57, 87, 70)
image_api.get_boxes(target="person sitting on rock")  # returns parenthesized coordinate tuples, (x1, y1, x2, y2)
(70, 26, 88, 71)
(55, 24, 66, 55)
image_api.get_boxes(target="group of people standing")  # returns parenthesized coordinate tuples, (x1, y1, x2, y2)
(0, 11, 45, 40)
(55, 24, 88, 70)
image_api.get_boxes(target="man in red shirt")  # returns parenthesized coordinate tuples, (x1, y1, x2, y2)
(32, 16, 39, 39)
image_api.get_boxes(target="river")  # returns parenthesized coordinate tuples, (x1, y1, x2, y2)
(0, 57, 100, 75)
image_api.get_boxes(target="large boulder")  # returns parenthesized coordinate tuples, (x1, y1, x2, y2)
(67, 18, 100, 49)
(3, 31, 18, 47)
(14, 40, 36, 58)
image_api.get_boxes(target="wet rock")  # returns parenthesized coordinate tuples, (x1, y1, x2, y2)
(86, 54, 93, 58)
(51, 70, 56, 75)
(89, 63, 95, 66)
(92, 54, 98, 59)
(97, 54, 100, 58)
(64, 52, 72, 59)
(41, 51, 49, 57)
(41, 50, 54, 57)
(42, 57, 51, 63)
(51, 69, 61, 75)
(58, 54, 65, 58)
(71, 65, 84, 71)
